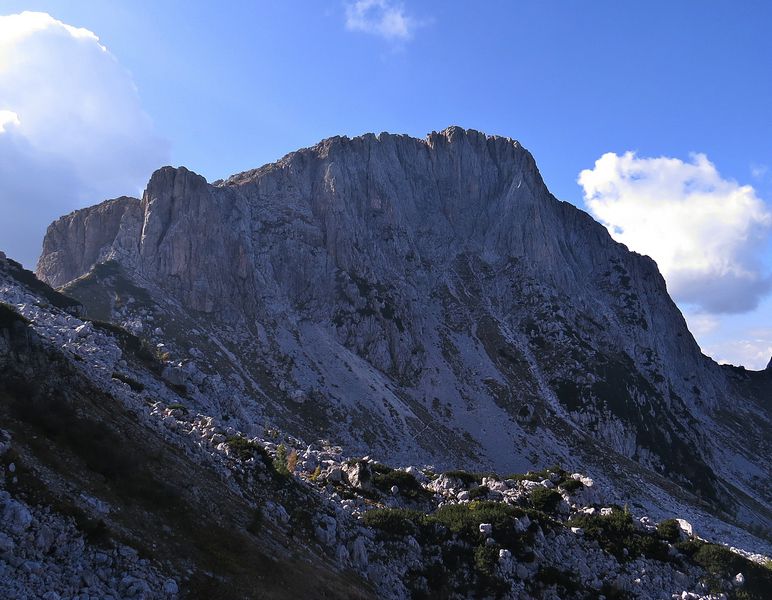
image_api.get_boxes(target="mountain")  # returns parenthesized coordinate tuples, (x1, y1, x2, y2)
(34, 127, 770, 541)
(2, 253, 771, 599)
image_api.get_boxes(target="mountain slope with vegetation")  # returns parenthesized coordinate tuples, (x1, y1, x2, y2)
(1, 254, 770, 598)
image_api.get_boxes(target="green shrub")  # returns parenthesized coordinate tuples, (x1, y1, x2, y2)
(427, 500, 535, 552)
(634, 534, 671, 562)
(656, 519, 681, 543)
(559, 478, 584, 493)
(373, 469, 430, 500)
(370, 462, 393, 475)
(362, 508, 423, 537)
(530, 487, 562, 513)
(508, 466, 567, 484)
(467, 485, 489, 500)
(226, 436, 267, 462)
(274, 443, 290, 476)
(677, 540, 772, 600)
(473, 544, 500, 576)
(246, 507, 263, 535)
(430, 501, 519, 535)
(568, 509, 669, 563)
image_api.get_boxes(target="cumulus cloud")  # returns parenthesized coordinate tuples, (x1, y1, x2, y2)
(0, 11, 168, 268)
(579, 152, 772, 313)
(683, 312, 720, 337)
(344, 0, 417, 40)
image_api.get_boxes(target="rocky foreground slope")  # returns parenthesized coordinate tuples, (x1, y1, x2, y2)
(1, 253, 771, 599)
(34, 127, 771, 542)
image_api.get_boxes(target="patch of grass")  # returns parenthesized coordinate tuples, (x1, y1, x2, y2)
(530, 487, 562, 513)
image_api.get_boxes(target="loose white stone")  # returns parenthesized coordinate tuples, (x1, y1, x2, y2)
(675, 519, 694, 537)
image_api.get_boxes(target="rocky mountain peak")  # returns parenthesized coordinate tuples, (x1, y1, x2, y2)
(37, 195, 140, 288)
(143, 165, 208, 197)
(33, 128, 771, 543)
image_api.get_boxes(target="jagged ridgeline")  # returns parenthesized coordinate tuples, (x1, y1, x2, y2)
(35, 127, 770, 536)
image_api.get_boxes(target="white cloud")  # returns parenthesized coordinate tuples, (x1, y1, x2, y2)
(0, 110, 19, 132)
(344, 0, 416, 40)
(579, 152, 772, 314)
(683, 311, 720, 336)
(704, 331, 772, 370)
(0, 11, 169, 268)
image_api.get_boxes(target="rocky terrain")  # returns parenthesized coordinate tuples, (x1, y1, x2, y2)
(33, 127, 770, 544)
(1, 253, 771, 599)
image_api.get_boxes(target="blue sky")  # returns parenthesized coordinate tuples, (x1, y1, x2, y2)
(1, 1, 770, 368)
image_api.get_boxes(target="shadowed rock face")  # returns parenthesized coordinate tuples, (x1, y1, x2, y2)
(35, 127, 771, 532)
(37, 196, 141, 289)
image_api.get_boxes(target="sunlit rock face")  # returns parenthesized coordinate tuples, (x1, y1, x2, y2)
(36, 127, 771, 532)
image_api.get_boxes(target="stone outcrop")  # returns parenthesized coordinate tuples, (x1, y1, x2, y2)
(37, 196, 141, 289)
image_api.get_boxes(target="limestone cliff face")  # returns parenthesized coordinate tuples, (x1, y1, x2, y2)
(38, 196, 141, 288)
(36, 127, 771, 530)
